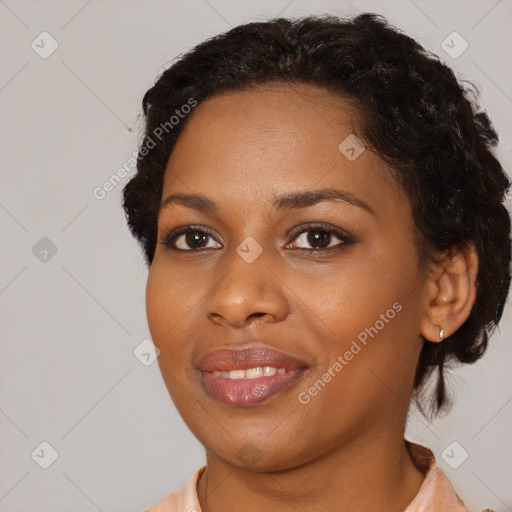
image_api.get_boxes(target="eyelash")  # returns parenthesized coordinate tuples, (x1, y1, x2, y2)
(159, 223, 356, 253)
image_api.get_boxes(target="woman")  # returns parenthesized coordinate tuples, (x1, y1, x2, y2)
(122, 13, 510, 512)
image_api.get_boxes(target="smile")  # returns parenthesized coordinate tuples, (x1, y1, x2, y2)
(197, 346, 308, 407)
(212, 366, 288, 379)
(201, 367, 307, 407)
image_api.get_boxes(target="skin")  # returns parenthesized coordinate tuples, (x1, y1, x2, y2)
(145, 82, 478, 512)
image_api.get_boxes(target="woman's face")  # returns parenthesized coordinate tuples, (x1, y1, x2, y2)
(146, 82, 430, 470)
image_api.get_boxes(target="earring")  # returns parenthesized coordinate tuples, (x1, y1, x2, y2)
(439, 328, 445, 341)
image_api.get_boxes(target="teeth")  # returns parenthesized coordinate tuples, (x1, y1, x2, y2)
(228, 370, 246, 379)
(245, 367, 263, 379)
(211, 371, 229, 377)
(212, 366, 287, 379)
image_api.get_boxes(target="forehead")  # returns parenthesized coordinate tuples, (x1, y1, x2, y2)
(161, 82, 404, 215)
(177, 82, 361, 149)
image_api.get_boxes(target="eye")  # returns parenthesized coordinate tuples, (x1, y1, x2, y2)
(286, 223, 355, 251)
(160, 223, 355, 252)
(160, 225, 222, 251)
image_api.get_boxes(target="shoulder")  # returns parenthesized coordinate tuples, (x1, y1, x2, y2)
(143, 457, 498, 512)
(405, 441, 497, 512)
(142, 466, 206, 512)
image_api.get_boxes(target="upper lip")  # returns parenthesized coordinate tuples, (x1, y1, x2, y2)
(196, 345, 309, 372)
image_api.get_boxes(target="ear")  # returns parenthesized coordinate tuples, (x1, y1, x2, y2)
(420, 243, 478, 343)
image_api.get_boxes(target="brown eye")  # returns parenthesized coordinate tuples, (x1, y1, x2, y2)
(161, 226, 222, 251)
(288, 224, 354, 251)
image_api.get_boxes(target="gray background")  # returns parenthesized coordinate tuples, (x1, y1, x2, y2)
(1, 0, 511, 511)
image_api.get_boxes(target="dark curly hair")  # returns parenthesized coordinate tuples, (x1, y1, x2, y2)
(122, 13, 511, 418)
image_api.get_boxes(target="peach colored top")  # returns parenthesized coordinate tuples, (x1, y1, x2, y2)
(143, 443, 496, 512)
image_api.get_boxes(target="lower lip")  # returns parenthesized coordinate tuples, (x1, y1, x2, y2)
(201, 369, 307, 407)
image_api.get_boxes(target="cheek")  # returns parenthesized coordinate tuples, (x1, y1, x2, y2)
(297, 252, 421, 397)
(327, 300, 422, 417)
(145, 262, 214, 387)
(145, 266, 168, 342)
(296, 263, 399, 345)
(145, 260, 196, 331)
(145, 264, 189, 363)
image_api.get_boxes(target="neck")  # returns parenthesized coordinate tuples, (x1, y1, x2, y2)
(197, 432, 427, 512)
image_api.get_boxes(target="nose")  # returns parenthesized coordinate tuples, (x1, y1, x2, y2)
(205, 248, 289, 328)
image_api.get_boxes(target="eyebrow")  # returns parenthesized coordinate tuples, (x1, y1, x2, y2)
(159, 187, 375, 215)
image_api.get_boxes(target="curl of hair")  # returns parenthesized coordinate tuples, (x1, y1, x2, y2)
(122, 13, 511, 417)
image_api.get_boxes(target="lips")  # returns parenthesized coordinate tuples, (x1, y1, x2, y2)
(197, 346, 307, 372)
(197, 346, 308, 407)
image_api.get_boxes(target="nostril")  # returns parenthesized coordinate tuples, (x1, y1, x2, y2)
(248, 312, 266, 320)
